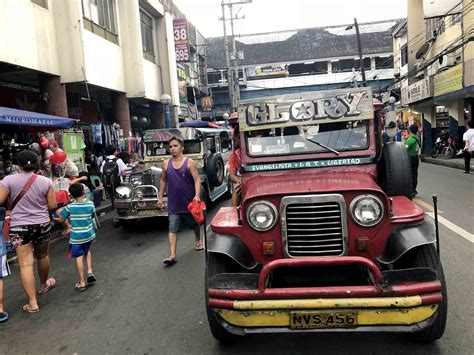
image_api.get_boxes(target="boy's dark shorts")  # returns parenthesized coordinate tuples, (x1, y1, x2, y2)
(169, 213, 198, 233)
(69, 241, 92, 258)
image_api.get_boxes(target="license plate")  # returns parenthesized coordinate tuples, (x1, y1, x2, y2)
(137, 209, 159, 216)
(290, 311, 357, 329)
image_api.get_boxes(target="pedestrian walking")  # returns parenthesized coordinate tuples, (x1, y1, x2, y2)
(0, 208, 11, 323)
(157, 136, 203, 266)
(462, 120, 474, 174)
(405, 124, 421, 197)
(54, 184, 97, 291)
(100, 145, 126, 204)
(0, 150, 57, 314)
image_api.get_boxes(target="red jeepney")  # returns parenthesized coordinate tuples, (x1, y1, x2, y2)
(205, 88, 447, 342)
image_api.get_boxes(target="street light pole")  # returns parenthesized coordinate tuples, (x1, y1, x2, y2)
(353, 18, 368, 87)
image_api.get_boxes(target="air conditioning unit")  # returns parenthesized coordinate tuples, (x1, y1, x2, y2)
(426, 29, 438, 43)
(438, 54, 456, 71)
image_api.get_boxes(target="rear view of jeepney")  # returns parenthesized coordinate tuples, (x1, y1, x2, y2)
(205, 88, 447, 342)
(113, 127, 231, 227)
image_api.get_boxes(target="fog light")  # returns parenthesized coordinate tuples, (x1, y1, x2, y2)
(356, 237, 370, 251)
(262, 241, 275, 255)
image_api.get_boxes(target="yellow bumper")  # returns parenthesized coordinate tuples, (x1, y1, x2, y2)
(215, 296, 438, 328)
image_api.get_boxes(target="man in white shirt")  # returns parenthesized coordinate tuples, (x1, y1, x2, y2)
(100, 145, 127, 203)
(463, 120, 474, 174)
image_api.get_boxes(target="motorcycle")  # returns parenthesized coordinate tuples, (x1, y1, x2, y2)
(441, 136, 462, 159)
(431, 137, 446, 158)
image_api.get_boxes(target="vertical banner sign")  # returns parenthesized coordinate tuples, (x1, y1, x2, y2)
(177, 64, 189, 118)
(173, 19, 189, 62)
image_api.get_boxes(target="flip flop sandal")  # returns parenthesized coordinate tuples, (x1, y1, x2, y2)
(22, 304, 39, 314)
(0, 312, 9, 323)
(74, 283, 87, 292)
(38, 277, 56, 295)
(195, 244, 204, 251)
(87, 273, 97, 284)
(163, 258, 177, 266)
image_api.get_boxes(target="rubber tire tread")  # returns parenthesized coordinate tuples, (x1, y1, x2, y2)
(380, 142, 413, 197)
(206, 153, 225, 188)
(405, 245, 448, 342)
(205, 253, 241, 343)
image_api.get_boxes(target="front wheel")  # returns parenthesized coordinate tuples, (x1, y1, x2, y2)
(441, 146, 454, 159)
(398, 245, 447, 342)
(431, 146, 440, 158)
(205, 253, 241, 343)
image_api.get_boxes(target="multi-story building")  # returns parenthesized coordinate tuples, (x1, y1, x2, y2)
(205, 19, 400, 119)
(392, 0, 473, 153)
(0, 0, 208, 137)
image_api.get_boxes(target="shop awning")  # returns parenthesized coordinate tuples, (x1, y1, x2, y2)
(0, 106, 75, 130)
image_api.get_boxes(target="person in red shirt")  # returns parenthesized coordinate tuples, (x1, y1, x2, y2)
(228, 124, 242, 207)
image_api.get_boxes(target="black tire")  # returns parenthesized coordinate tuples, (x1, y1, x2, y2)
(397, 245, 447, 342)
(206, 153, 225, 188)
(205, 253, 241, 343)
(431, 147, 440, 158)
(441, 146, 454, 159)
(378, 142, 413, 197)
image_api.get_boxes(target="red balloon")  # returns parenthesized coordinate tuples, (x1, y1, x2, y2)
(50, 140, 59, 149)
(50, 149, 67, 164)
(39, 136, 50, 149)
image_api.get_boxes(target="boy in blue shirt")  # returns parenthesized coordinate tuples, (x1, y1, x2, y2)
(56, 184, 97, 292)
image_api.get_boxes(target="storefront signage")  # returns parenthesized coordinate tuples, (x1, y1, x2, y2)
(173, 19, 189, 62)
(243, 157, 375, 172)
(245, 65, 288, 78)
(401, 78, 432, 105)
(434, 63, 463, 97)
(201, 96, 213, 110)
(239, 88, 374, 131)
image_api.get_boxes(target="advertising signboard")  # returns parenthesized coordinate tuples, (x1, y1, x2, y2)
(245, 65, 288, 78)
(401, 78, 432, 105)
(173, 19, 189, 62)
(434, 64, 463, 97)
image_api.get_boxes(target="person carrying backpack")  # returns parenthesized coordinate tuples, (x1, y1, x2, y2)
(100, 145, 126, 204)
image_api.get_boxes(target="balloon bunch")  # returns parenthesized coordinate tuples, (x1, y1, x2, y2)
(37, 135, 67, 164)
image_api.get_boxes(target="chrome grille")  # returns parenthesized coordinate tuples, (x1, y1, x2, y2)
(282, 195, 347, 257)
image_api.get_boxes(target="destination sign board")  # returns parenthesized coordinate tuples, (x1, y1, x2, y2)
(238, 88, 374, 131)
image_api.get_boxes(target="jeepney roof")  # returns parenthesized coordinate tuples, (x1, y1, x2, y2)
(238, 87, 374, 132)
(143, 127, 230, 143)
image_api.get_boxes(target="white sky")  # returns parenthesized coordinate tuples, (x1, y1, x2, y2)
(173, 0, 408, 38)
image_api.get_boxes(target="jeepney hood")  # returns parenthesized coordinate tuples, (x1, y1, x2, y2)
(242, 168, 381, 201)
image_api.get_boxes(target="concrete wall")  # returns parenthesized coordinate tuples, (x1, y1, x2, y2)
(0, 0, 60, 75)
(407, 0, 425, 84)
(464, 0, 474, 87)
(143, 60, 163, 101)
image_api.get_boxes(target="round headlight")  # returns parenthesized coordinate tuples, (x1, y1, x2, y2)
(130, 175, 143, 186)
(115, 186, 132, 199)
(350, 195, 384, 227)
(247, 201, 278, 231)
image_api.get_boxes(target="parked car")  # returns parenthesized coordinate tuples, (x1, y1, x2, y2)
(205, 88, 447, 343)
(112, 125, 232, 227)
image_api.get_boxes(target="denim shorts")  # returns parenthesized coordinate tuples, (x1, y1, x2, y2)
(69, 241, 92, 258)
(169, 213, 198, 233)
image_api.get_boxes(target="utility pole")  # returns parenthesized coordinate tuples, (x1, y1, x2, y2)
(220, 0, 251, 113)
(221, 1, 234, 115)
(345, 18, 367, 88)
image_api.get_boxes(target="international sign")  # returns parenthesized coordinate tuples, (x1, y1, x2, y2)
(238, 88, 373, 131)
(434, 64, 463, 97)
(173, 19, 189, 62)
(401, 78, 432, 105)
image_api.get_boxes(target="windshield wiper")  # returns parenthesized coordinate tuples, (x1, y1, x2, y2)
(306, 137, 340, 155)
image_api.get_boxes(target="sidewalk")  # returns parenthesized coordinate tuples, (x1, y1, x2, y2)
(6, 199, 114, 263)
(421, 155, 474, 171)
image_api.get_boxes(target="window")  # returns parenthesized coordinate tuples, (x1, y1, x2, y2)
(375, 56, 393, 69)
(82, 0, 118, 43)
(401, 44, 408, 67)
(140, 10, 154, 61)
(31, 0, 47, 8)
(207, 72, 222, 85)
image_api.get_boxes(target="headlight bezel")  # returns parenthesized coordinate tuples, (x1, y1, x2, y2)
(115, 186, 132, 199)
(246, 200, 278, 232)
(350, 194, 384, 227)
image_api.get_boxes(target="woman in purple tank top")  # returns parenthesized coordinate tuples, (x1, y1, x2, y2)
(157, 136, 203, 266)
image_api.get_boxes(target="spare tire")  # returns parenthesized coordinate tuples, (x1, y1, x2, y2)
(206, 153, 225, 188)
(378, 142, 413, 197)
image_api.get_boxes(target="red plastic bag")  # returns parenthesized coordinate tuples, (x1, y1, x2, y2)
(187, 199, 206, 225)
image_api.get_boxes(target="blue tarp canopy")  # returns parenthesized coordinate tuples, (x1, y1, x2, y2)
(0, 106, 75, 130)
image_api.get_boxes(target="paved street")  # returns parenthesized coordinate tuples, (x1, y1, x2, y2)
(1, 162, 473, 354)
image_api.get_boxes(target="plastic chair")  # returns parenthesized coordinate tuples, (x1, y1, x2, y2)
(90, 175, 106, 201)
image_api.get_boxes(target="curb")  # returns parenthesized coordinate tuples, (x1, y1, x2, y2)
(421, 156, 472, 171)
(6, 202, 114, 264)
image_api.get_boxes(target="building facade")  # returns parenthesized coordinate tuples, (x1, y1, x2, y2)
(393, 0, 473, 154)
(0, 0, 208, 137)
(205, 20, 400, 119)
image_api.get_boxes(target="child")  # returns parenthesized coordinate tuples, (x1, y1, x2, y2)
(0, 208, 11, 323)
(55, 184, 97, 292)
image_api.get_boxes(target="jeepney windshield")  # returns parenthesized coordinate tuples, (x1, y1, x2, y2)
(246, 120, 369, 157)
(146, 139, 202, 156)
